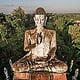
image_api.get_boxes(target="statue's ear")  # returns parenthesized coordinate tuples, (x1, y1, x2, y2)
(33, 17, 35, 21)
(34, 17, 37, 26)
(46, 17, 47, 21)
(44, 17, 47, 26)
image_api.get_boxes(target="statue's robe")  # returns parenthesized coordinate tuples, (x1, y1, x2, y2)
(12, 28, 67, 73)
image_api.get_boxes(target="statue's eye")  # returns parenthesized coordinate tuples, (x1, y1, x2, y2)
(36, 19, 39, 21)
(42, 19, 44, 21)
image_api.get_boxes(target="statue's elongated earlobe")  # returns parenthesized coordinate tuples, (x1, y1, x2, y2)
(46, 17, 47, 21)
(33, 17, 35, 21)
(44, 17, 47, 26)
(34, 17, 37, 26)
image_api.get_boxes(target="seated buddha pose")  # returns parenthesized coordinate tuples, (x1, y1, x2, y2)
(12, 7, 68, 73)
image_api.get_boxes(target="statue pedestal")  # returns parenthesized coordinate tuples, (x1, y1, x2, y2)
(14, 71, 67, 80)
(31, 71, 53, 80)
(53, 73, 67, 80)
(14, 72, 31, 80)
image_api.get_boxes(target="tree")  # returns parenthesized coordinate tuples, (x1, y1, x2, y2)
(11, 6, 25, 19)
(68, 25, 80, 62)
(0, 13, 6, 23)
(0, 24, 7, 43)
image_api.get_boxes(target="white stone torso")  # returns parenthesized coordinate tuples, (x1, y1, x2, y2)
(31, 31, 50, 59)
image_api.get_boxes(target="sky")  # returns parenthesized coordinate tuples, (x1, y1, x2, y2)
(0, 0, 80, 14)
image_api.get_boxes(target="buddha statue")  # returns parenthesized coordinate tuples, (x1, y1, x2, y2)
(12, 7, 68, 74)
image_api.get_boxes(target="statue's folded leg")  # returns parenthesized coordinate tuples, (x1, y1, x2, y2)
(50, 59, 68, 73)
(31, 61, 49, 71)
(12, 52, 33, 72)
(12, 62, 30, 72)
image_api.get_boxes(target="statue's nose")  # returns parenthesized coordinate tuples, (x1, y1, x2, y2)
(39, 19, 41, 23)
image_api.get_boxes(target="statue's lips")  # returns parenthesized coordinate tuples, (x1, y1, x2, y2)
(36, 24, 44, 26)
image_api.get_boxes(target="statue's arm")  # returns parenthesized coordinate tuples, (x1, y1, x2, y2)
(24, 31, 30, 52)
(51, 30, 56, 55)
(24, 30, 36, 52)
(47, 30, 57, 61)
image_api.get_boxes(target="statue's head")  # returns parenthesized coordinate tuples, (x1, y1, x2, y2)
(34, 7, 47, 28)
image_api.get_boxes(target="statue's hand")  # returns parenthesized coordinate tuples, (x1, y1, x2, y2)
(46, 55, 51, 62)
(25, 43, 36, 50)
(46, 47, 56, 62)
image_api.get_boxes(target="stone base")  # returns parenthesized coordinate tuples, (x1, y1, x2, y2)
(14, 72, 31, 80)
(54, 73, 67, 80)
(14, 72, 67, 80)
(31, 72, 53, 80)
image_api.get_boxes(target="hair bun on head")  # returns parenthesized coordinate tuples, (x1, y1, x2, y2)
(35, 7, 46, 15)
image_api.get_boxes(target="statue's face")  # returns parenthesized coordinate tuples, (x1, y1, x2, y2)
(34, 15, 46, 27)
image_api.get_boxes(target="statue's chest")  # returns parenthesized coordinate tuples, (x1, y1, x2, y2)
(30, 32, 50, 43)
(30, 32, 50, 58)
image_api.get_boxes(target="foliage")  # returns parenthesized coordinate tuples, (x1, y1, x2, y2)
(0, 13, 6, 23)
(11, 6, 25, 19)
(68, 25, 80, 68)
(0, 24, 7, 42)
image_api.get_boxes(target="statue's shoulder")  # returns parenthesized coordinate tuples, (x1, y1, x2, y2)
(25, 29, 36, 35)
(43, 28, 56, 36)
